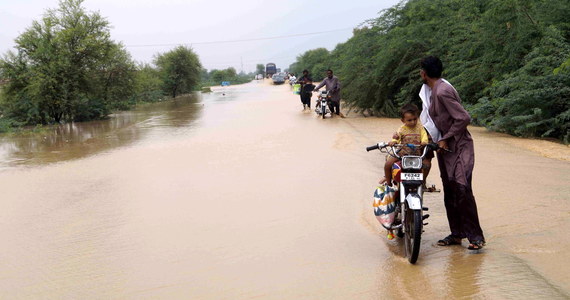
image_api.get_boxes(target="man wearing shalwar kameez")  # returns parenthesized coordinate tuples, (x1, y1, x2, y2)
(314, 69, 342, 117)
(419, 56, 485, 250)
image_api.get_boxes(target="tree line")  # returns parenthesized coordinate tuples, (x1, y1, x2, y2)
(201, 67, 256, 87)
(289, 0, 570, 143)
(0, 0, 239, 132)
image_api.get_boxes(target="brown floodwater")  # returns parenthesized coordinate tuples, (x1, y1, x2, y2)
(0, 94, 203, 170)
(0, 80, 568, 299)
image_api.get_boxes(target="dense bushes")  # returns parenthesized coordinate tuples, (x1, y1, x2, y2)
(472, 27, 570, 142)
(290, 0, 570, 143)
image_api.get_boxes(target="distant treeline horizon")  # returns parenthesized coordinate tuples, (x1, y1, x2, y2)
(288, 0, 570, 143)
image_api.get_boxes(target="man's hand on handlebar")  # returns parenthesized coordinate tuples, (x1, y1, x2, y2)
(437, 140, 449, 153)
(388, 141, 397, 146)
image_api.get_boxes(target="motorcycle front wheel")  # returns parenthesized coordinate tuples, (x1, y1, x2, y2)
(404, 206, 422, 264)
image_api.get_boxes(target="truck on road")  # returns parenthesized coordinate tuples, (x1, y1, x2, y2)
(266, 63, 277, 78)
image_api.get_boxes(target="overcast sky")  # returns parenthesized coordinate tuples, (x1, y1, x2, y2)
(1, 0, 401, 73)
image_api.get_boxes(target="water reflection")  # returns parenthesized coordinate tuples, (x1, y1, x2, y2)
(376, 240, 569, 299)
(441, 249, 568, 299)
(443, 249, 484, 299)
(0, 93, 203, 170)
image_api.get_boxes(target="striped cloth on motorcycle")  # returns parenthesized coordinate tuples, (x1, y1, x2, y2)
(391, 161, 401, 183)
(373, 185, 397, 229)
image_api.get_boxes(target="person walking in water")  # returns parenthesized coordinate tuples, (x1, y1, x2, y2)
(297, 70, 314, 110)
(314, 69, 342, 117)
(420, 56, 485, 250)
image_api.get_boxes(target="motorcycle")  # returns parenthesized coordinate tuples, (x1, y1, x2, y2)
(366, 142, 441, 264)
(315, 90, 330, 119)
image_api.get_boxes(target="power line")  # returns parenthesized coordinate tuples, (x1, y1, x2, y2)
(125, 27, 353, 48)
(201, 55, 298, 66)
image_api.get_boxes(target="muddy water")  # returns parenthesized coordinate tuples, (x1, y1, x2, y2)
(0, 80, 568, 299)
(0, 94, 203, 170)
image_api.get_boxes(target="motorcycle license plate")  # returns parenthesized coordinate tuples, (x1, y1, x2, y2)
(402, 173, 423, 181)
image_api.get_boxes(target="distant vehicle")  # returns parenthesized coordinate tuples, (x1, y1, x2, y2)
(271, 73, 285, 84)
(266, 63, 277, 78)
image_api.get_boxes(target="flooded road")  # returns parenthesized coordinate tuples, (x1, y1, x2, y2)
(0, 80, 568, 299)
(0, 94, 203, 170)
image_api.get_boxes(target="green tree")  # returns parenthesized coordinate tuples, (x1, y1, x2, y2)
(256, 64, 265, 76)
(200, 68, 210, 83)
(133, 63, 163, 103)
(154, 46, 201, 98)
(289, 48, 330, 81)
(224, 67, 237, 79)
(0, 0, 136, 124)
(91, 43, 137, 114)
(209, 67, 238, 84)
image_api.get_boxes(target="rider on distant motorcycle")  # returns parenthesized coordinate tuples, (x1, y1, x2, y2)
(313, 69, 342, 117)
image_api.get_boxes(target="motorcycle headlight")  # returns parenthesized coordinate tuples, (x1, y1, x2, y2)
(402, 156, 422, 169)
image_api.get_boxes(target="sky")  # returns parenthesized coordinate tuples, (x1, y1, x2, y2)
(0, 0, 401, 73)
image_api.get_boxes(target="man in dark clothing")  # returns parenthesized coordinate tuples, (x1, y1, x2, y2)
(314, 69, 342, 117)
(297, 70, 314, 110)
(420, 56, 485, 250)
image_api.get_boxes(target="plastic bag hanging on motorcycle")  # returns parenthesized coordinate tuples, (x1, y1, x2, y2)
(373, 185, 397, 229)
(293, 84, 301, 94)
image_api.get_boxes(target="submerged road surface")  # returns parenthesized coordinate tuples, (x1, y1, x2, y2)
(0, 81, 569, 299)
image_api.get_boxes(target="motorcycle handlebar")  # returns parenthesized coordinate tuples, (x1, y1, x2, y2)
(365, 142, 452, 156)
(366, 144, 379, 152)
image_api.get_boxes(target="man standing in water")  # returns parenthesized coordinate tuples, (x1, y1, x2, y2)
(419, 56, 485, 250)
(314, 69, 342, 117)
(297, 70, 314, 110)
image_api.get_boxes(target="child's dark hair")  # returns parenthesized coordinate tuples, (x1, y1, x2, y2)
(400, 103, 420, 118)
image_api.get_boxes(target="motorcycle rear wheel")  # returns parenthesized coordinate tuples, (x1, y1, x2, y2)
(404, 206, 422, 264)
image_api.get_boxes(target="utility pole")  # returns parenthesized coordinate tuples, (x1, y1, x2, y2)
(240, 56, 243, 74)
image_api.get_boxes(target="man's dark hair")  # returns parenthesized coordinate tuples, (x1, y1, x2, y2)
(326, 69, 333, 73)
(400, 103, 420, 118)
(302, 69, 309, 74)
(420, 56, 443, 78)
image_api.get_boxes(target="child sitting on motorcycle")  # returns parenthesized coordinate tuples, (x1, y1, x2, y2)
(379, 103, 429, 239)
